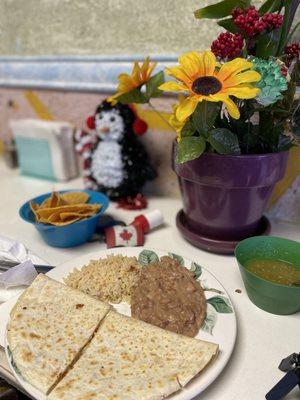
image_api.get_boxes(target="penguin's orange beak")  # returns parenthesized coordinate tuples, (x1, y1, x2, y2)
(100, 126, 110, 134)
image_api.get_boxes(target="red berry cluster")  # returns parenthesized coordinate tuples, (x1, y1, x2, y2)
(211, 32, 244, 59)
(285, 42, 300, 66)
(262, 13, 283, 30)
(233, 6, 263, 37)
(232, 6, 283, 38)
(231, 7, 244, 19)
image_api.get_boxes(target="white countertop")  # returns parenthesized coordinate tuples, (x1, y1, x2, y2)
(0, 160, 299, 400)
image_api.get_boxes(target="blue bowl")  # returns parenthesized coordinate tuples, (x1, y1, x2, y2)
(19, 190, 109, 248)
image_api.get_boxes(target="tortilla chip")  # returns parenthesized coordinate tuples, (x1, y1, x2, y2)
(47, 211, 64, 223)
(30, 192, 101, 226)
(59, 211, 96, 221)
(40, 192, 66, 209)
(36, 204, 96, 219)
(50, 217, 82, 226)
(60, 192, 90, 205)
(29, 201, 40, 221)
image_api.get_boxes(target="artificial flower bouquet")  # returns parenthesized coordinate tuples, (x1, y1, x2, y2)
(108, 0, 300, 164)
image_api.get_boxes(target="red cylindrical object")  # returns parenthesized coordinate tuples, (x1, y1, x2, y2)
(130, 209, 163, 233)
(105, 225, 144, 248)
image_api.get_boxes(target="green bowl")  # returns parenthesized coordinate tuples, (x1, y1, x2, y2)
(235, 236, 300, 315)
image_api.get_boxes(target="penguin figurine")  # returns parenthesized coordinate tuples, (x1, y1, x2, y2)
(75, 100, 156, 200)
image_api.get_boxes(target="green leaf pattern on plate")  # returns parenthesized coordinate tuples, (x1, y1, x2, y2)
(202, 304, 217, 335)
(168, 252, 185, 266)
(203, 287, 224, 295)
(138, 250, 159, 265)
(190, 262, 202, 279)
(207, 296, 234, 314)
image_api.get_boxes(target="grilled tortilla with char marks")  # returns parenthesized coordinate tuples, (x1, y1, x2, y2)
(7, 274, 110, 394)
(49, 311, 218, 400)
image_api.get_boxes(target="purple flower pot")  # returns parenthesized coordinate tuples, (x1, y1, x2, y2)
(173, 149, 289, 242)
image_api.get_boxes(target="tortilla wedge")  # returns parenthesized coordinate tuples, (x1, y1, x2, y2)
(7, 274, 110, 395)
(49, 311, 218, 400)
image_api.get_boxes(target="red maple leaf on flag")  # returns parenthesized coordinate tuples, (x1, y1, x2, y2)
(119, 229, 133, 242)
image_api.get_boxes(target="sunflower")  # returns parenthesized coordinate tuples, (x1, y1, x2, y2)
(108, 57, 157, 104)
(159, 51, 261, 121)
(169, 96, 188, 142)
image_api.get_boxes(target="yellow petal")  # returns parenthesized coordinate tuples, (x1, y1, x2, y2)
(146, 61, 157, 80)
(218, 58, 253, 81)
(210, 94, 240, 119)
(202, 51, 217, 75)
(131, 61, 141, 85)
(159, 81, 188, 92)
(224, 71, 261, 87)
(225, 100, 240, 119)
(140, 57, 150, 80)
(186, 51, 206, 76)
(118, 73, 136, 90)
(225, 86, 260, 99)
(177, 94, 186, 104)
(107, 94, 120, 105)
(166, 66, 192, 85)
(118, 73, 132, 83)
(178, 51, 202, 79)
(175, 96, 199, 121)
(169, 113, 185, 134)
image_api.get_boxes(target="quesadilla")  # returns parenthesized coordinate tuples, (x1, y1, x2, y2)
(7, 274, 110, 394)
(49, 311, 218, 400)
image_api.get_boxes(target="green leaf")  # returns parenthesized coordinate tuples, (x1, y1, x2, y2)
(287, 20, 300, 42)
(175, 136, 206, 164)
(256, 31, 280, 59)
(181, 119, 196, 137)
(217, 17, 238, 33)
(203, 287, 224, 294)
(138, 250, 159, 265)
(146, 71, 164, 98)
(190, 262, 202, 279)
(259, 0, 284, 14)
(208, 128, 241, 155)
(117, 88, 149, 104)
(258, 111, 284, 151)
(194, 0, 250, 19)
(192, 102, 220, 138)
(207, 296, 233, 313)
(168, 252, 185, 266)
(202, 304, 217, 335)
(276, 1, 292, 56)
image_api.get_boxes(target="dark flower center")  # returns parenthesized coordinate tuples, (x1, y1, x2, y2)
(192, 76, 222, 95)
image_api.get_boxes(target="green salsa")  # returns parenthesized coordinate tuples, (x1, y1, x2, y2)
(245, 258, 300, 286)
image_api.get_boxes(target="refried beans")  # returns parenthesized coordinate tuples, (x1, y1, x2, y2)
(131, 256, 207, 337)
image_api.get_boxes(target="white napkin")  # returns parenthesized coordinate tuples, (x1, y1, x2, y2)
(0, 234, 28, 263)
(0, 235, 48, 302)
(0, 260, 38, 289)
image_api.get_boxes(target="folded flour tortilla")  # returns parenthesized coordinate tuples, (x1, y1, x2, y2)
(7, 274, 110, 394)
(49, 311, 218, 400)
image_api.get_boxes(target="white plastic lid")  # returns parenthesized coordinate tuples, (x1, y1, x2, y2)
(144, 209, 164, 230)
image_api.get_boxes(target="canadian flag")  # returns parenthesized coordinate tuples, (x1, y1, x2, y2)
(105, 225, 144, 248)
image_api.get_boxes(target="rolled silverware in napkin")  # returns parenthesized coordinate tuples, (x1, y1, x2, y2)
(0, 260, 54, 274)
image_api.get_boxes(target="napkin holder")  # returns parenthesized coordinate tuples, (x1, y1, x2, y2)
(10, 119, 78, 181)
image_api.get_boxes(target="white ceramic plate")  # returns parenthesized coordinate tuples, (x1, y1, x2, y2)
(5, 247, 237, 400)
